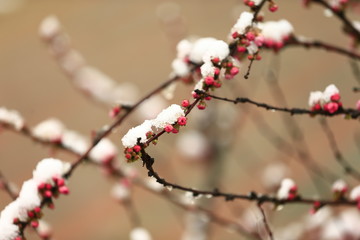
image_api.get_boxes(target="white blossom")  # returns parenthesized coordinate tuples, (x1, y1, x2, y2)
(130, 227, 152, 240)
(32, 118, 65, 142)
(0, 107, 24, 130)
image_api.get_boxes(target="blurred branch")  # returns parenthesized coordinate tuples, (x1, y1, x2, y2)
(319, 118, 360, 181)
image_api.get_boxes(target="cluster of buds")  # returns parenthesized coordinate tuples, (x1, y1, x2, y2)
(308, 84, 342, 114)
(243, 0, 278, 12)
(232, 28, 264, 60)
(12, 206, 42, 231)
(38, 176, 69, 208)
(164, 116, 188, 134)
(124, 145, 142, 163)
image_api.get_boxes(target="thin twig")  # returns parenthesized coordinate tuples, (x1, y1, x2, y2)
(257, 203, 274, 240)
(319, 118, 360, 181)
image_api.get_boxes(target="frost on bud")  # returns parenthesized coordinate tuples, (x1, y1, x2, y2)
(130, 227, 152, 240)
(277, 178, 297, 200)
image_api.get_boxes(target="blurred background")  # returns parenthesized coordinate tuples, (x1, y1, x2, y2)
(0, 0, 360, 239)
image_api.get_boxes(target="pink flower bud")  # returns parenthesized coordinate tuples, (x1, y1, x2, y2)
(269, 4, 278, 12)
(323, 102, 339, 114)
(247, 55, 254, 60)
(14, 237, 23, 240)
(311, 103, 322, 111)
(38, 182, 46, 190)
(28, 211, 35, 218)
(109, 106, 121, 118)
(330, 93, 341, 102)
(34, 207, 41, 213)
(254, 36, 264, 46)
(13, 218, 20, 224)
(164, 125, 174, 133)
(31, 220, 39, 228)
(192, 92, 200, 99)
(44, 190, 52, 198)
(237, 46, 247, 53)
(225, 74, 233, 80)
(246, 32, 255, 41)
(212, 57, 220, 64)
(247, 1, 255, 7)
(214, 68, 220, 75)
(56, 178, 65, 187)
(172, 128, 179, 134)
(204, 76, 215, 85)
(125, 153, 132, 160)
(256, 55, 262, 61)
(177, 116, 187, 126)
(133, 145, 141, 153)
(58, 186, 69, 195)
(197, 103, 206, 110)
(205, 96, 212, 101)
(213, 82, 222, 88)
(356, 100, 360, 111)
(181, 99, 190, 108)
(230, 67, 239, 76)
(232, 31, 239, 39)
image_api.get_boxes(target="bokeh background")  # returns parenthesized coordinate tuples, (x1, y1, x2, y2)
(1, 0, 360, 239)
